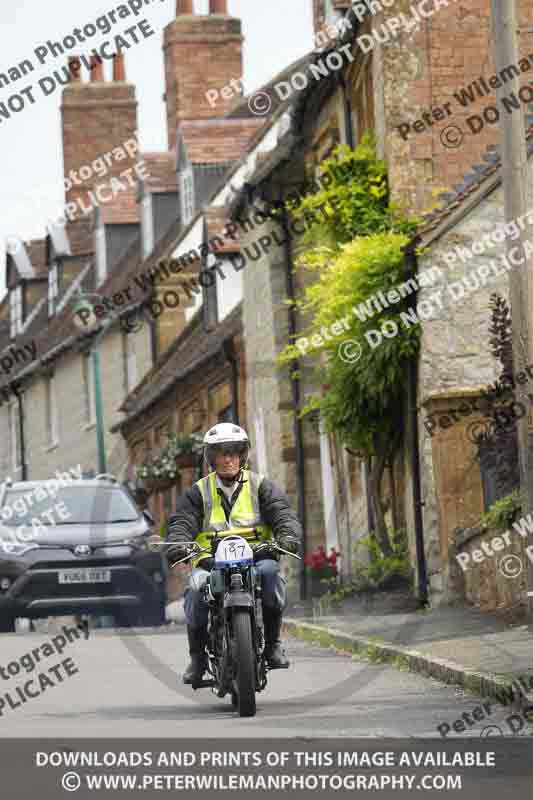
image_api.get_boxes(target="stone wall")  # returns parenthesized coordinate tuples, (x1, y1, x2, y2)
(241, 208, 325, 604)
(415, 159, 533, 603)
(1, 324, 152, 481)
(451, 524, 528, 611)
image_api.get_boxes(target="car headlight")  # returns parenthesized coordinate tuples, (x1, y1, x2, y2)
(0, 540, 39, 557)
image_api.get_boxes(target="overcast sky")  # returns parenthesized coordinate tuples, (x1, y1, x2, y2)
(0, 0, 314, 290)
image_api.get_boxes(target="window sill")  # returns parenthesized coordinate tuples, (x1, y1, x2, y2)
(84, 422, 96, 431)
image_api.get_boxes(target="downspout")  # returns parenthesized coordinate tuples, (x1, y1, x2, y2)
(223, 338, 239, 426)
(337, 72, 355, 149)
(280, 207, 308, 602)
(405, 242, 429, 606)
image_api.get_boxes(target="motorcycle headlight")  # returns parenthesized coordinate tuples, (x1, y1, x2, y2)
(0, 540, 39, 557)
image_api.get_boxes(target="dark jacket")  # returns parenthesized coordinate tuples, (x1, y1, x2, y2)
(167, 472, 302, 546)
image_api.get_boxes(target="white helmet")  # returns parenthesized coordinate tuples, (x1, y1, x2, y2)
(203, 423, 250, 472)
(203, 423, 249, 446)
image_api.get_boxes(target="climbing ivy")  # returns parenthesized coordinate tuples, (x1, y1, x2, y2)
(280, 136, 420, 556)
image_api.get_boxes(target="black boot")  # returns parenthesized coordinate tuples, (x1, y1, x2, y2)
(263, 609, 289, 669)
(183, 625, 208, 685)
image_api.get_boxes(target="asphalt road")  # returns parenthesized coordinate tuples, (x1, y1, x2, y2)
(0, 625, 531, 739)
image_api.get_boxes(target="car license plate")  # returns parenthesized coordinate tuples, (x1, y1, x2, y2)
(58, 569, 112, 584)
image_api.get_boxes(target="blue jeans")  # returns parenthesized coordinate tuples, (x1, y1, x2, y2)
(184, 558, 287, 630)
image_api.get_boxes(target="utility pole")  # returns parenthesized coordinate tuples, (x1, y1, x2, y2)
(490, 0, 533, 621)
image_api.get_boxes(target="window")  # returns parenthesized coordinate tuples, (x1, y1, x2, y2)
(2, 485, 139, 525)
(180, 165, 195, 226)
(215, 256, 242, 321)
(48, 263, 59, 317)
(9, 402, 21, 472)
(141, 194, 154, 258)
(82, 355, 95, 426)
(95, 227, 107, 287)
(45, 375, 59, 447)
(324, 0, 340, 25)
(122, 332, 138, 395)
(9, 286, 23, 338)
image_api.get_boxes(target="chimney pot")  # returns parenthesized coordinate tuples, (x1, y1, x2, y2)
(176, 0, 194, 13)
(90, 54, 104, 82)
(113, 52, 126, 81)
(209, 0, 228, 12)
(68, 56, 81, 82)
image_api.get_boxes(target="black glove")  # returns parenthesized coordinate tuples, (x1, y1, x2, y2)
(254, 543, 279, 562)
(277, 536, 300, 555)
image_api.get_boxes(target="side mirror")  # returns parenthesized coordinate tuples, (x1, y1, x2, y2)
(143, 510, 155, 527)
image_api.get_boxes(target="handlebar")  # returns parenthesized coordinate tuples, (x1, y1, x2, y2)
(148, 533, 301, 567)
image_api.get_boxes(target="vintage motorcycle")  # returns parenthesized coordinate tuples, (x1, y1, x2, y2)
(154, 527, 300, 717)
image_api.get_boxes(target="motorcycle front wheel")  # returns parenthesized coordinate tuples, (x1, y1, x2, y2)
(232, 609, 256, 717)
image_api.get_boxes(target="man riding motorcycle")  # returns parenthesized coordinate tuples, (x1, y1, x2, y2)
(167, 423, 302, 685)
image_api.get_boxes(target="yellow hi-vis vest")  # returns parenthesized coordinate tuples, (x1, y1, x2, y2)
(193, 470, 273, 567)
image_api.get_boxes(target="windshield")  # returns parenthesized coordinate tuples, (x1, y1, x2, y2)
(0, 486, 140, 526)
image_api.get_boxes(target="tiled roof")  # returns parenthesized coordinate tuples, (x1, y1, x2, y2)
(113, 302, 242, 429)
(179, 118, 265, 164)
(225, 53, 315, 121)
(142, 152, 178, 193)
(417, 115, 533, 243)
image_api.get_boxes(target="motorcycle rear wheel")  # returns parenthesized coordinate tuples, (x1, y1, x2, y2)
(232, 609, 256, 717)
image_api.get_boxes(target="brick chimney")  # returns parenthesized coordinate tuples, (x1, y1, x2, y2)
(60, 54, 138, 209)
(163, 0, 243, 150)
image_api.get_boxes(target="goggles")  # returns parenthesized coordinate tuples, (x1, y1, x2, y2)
(210, 443, 247, 458)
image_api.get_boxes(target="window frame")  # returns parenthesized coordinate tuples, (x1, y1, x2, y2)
(48, 262, 59, 317)
(9, 285, 24, 338)
(9, 401, 22, 473)
(82, 354, 96, 427)
(180, 165, 195, 226)
(44, 373, 59, 448)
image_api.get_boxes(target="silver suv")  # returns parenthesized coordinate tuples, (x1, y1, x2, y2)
(0, 478, 167, 632)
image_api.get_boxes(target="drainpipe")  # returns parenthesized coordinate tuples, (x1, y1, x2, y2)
(223, 338, 239, 426)
(12, 383, 28, 481)
(336, 72, 355, 149)
(405, 243, 429, 606)
(280, 207, 308, 602)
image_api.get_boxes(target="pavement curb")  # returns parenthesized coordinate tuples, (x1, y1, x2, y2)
(284, 618, 533, 713)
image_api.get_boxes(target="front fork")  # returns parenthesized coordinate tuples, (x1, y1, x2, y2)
(206, 568, 268, 694)
(253, 573, 268, 690)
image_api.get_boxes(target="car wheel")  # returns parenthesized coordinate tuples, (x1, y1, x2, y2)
(0, 614, 16, 634)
